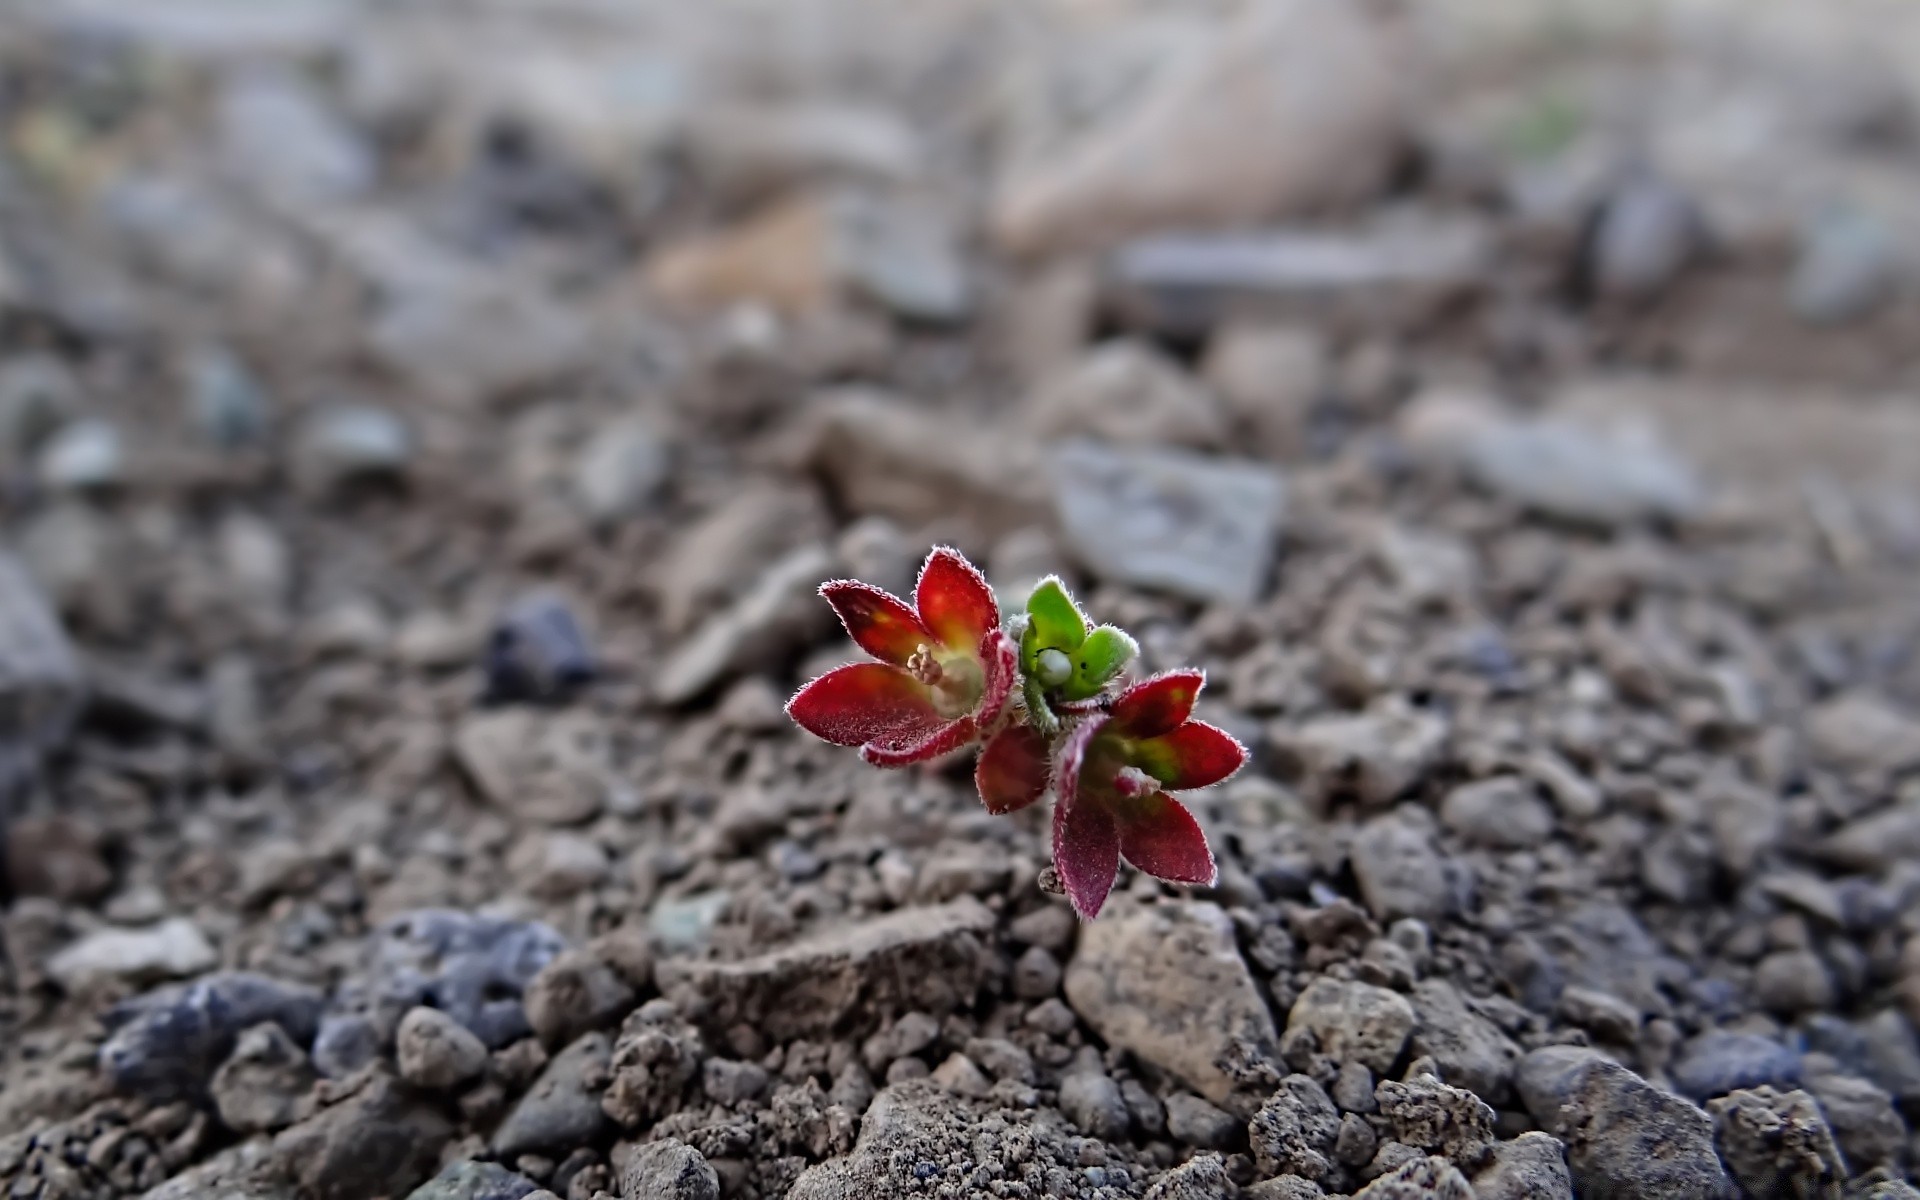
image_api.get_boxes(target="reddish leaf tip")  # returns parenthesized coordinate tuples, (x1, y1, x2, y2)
(1110, 669, 1207, 739)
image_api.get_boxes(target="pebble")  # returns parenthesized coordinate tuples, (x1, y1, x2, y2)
(619, 1138, 719, 1200)
(1278, 704, 1447, 813)
(1555, 986, 1641, 1044)
(683, 102, 921, 205)
(1438, 777, 1555, 849)
(1201, 322, 1327, 459)
(571, 415, 667, 524)
(1805, 691, 1920, 777)
(508, 831, 609, 901)
(455, 709, 609, 826)
(1052, 439, 1285, 606)
(1285, 978, 1414, 1075)
(1164, 1092, 1238, 1149)
(1517, 1046, 1734, 1199)
(702, 1058, 770, 1106)
(360, 909, 568, 1049)
(991, 0, 1409, 257)
(272, 1070, 452, 1200)
(218, 69, 373, 204)
(1249, 1074, 1341, 1183)
(185, 346, 271, 448)
(1790, 207, 1898, 325)
(491, 1032, 612, 1158)
(0, 353, 80, 462)
(1470, 1131, 1572, 1200)
(38, 418, 125, 491)
(209, 1022, 315, 1134)
(1457, 405, 1703, 527)
(929, 1052, 991, 1099)
(521, 948, 637, 1048)
(370, 282, 590, 408)
(4, 813, 111, 902)
(48, 917, 216, 991)
(483, 593, 595, 703)
(98, 971, 324, 1101)
(648, 891, 732, 955)
(1802, 1069, 1904, 1173)
(1059, 1061, 1132, 1140)
(293, 403, 411, 495)
(406, 1160, 540, 1200)
(655, 543, 835, 705)
(1028, 339, 1226, 449)
(1408, 980, 1522, 1105)
(1353, 1155, 1477, 1199)
(1349, 811, 1464, 924)
(1589, 173, 1702, 302)
(1670, 1030, 1802, 1102)
(1707, 1086, 1845, 1199)
(395, 1006, 490, 1090)
(1012, 946, 1062, 999)
(1064, 901, 1279, 1107)
(0, 551, 85, 779)
(1752, 948, 1836, 1015)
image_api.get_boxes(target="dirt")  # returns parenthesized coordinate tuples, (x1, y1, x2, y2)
(2, 1, 1920, 1198)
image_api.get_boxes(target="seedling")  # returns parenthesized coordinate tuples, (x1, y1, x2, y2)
(788, 547, 1247, 918)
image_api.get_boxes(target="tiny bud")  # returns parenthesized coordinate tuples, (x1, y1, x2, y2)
(1114, 766, 1158, 799)
(1035, 647, 1072, 689)
(1037, 864, 1064, 896)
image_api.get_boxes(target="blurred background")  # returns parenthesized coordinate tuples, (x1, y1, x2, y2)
(4, 0, 1920, 1197)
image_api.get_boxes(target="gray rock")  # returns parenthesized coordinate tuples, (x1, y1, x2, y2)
(186, 346, 272, 448)
(1012, 945, 1062, 999)
(1349, 812, 1465, 924)
(1408, 980, 1522, 1105)
(1244, 1178, 1328, 1200)
(648, 891, 731, 955)
(0, 551, 85, 781)
(1671, 1031, 1802, 1102)
(1707, 1087, 1844, 1200)
(1352, 1155, 1476, 1199)
(99, 971, 324, 1101)
(1438, 777, 1554, 849)
(369, 282, 590, 408)
(210, 1022, 315, 1133)
(930, 1052, 991, 1098)
(1753, 949, 1836, 1015)
(1802, 1069, 1903, 1173)
(218, 69, 372, 205)
(1064, 901, 1280, 1108)
(572, 415, 667, 524)
(293, 404, 411, 495)
(406, 1161, 539, 1200)
(522, 948, 636, 1048)
(454, 709, 610, 826)
(1375, 1074, 1496, 1168)
(492, 1031, 612, 1157)
(1790, 208, 1898, 325)
(0, 354, 80, 461)
(657, 899, 994, 1043)
(655, 543, 836, 705)
(1249, 1074, 1341, 1183)
(363, 908, 568, 1050)
(702, 1057, 771, 1106)
(1029, 339, 1226, 449)
(1277, 702, 1447, 812)
(619, 1137, 718, 1200)
(1059, 1063, 1132, 1139)
(1471, 1131, 1572, 1200)
(1165, 1092, 1239, 1149)
(1517, 1047, 1734, 1200)
(1144, 1153, 1235, 1200)
(1052, 439, 1284, 606)
(272, 1070, 452, 1200)
(38, 418, 124, 491)
(1202, 322, 1327, 459)
(311, 1012, 384, 1079)
(683, 102, 921, 206)
(1555, 986, 1641, 1045)
(1510, 901, 1689, 1018)
(394, 1006, 489, 1090)
(1285, 978, 1414, 1075)
(1590, 174, 1702, 302)
(834, 194, 971, 324)
(483, 592, 595, 704)
(3, 813, 111, 902)
(1461, 411, 1702, 527)
(48, 917, 216, 991)
(1806, 692, 1920, 777)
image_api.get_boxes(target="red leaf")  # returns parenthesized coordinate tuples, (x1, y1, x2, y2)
(1133, 721, 1247, 790)
(1053, 781, 1120, 920)
(975, 723, 1051, 815)
(1115, 793, 1216, 886)
(915, 546, 999, 653)
(1055, 717, 1105, 813)
(1109, 670, 1205, 739)
(820, 580, 928, 666)
(787, 663, 942, 748)
(975, 627, 1018, 727)
(860, 714, 978, 767)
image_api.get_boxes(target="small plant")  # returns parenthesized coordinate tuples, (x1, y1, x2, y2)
(788, 547, 1247, 918)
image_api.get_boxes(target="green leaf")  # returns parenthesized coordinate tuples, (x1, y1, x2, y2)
(1060, 624, 1137, 701)
(1024, 577, 1086, 653)
(1023, 675, 1059, 738)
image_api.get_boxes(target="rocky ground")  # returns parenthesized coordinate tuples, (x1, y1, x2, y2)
(2, 0, 1920, 1198)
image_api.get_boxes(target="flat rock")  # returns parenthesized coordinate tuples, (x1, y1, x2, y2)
(1805, 692, 1920, 775)
(1028, 339, 1226, 449)
(48, 917, 216, 991)
(655, 543, 836, 705)
(657, 899, 996, 1042)
(1517, 1047, 1734, 1200)
(491, 1031, 612, 1157)
(406, 1160, 540, 1200)
(0, 550, 85, 784)
(1349, 812, 1465, 924)
(1052, 439, 1285, 606)
(272, 1070, 452, 1200)
(1284, 978, 1414, 1075)
(1064, 901, 1279, 1108)
(1408, 979, 1522, 1105)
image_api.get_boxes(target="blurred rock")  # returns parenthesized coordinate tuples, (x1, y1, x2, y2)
(1517, 1048, 1732, 1200)
(571, 415, 667, 524)
(1589, 173, 1702, 303)
(1201, 322, 1328, 459)
(408, 1161, 540, 1200)
(484, 593, 595, 704)
(0, 354, 81, 463)
(1349, 811, 1464, 924)
(1028, 340, 1226, 449)
(395, 1006, 489, 1091)
(1671, 1031, 1802, 1102)
(1052, 440, 1284, 605)
(684, 103, 921, 205)
(992, 0, 1412, 258)
(1707, 1087, 1844, 1200)
(1059, 1057, 1131, 1139)
(492, 1031, 613, 1156)
(1285, 978, 1414, 1074)
(507, 831, 609, 900)
(369, 284, 590, 408)
(651, 483, 831, 633)
(1790, 208, 1899, 325)
(1805, 692, 1920, 775)
(619, 1138, 719, 1200)
(38, 418, 124, 492)
(292, 403, 411, 496)
(455, 709, 609, 826)
(358, 909, 568, 1050)
(522, 948, 636, 1048)
(100, 174, 306, 306)
(1065, 901, 1278, 1108)
(217, 69, 373, 206)
(272, 1069, 452, 1200)
(1439, 777, 1554, 849)
(655, 543, 836, 705)
(98, 971, 324, 1101)
(4, 813, 111, 902)
(1471, 1131, 1572, 1200)
(185, 347, 272, 449)
(48, 917, 216, 991)
(210, 1022, 315, 1134)
(1275, 702, 1447, 812)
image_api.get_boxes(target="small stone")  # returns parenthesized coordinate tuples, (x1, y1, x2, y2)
(1352, 1155, 1476, 1200)
(1375, 1074, 1496, 1167)
(1438, 777, 1554, 849)
(1165, 1092, 1239, 1149)
(1806, 692, 1920, 777)
(4, 813, 111, 902)
(1277, 703, 1447, 812)
(508, 832, 609, 901)
(1012, 946, 1062, 999)
(485, 593, 595, 703)
(1349, 812, 1464, 924)
(406, 1160, 540, 1200)
(209, 1022, 315, 1133)
(1052, 440, 1284, 606)
(1707, 1087, 1845, 1200)
(364, 909, 568, 1051)
(1589, 173, 1701, 302)
(455, 709, 609, 826)
(369, 283, 588, 408)
(929, 1053, 991, 1099)
(396, 1007, 490, 1091)
(618, 1138, 718, 1200)
(1333, 1061, 1377, 1114)
(1249, 1074, 1341, 1183)
(648, 892, 731, 955)
(98, 971, 324, 1101)
(1144, 1154, 1235, 1200)
(1028, 339, 1226, 449)
(1802, 1070, 1903, 1172)
(572, 415, 667, 524)
(38, 418, 125, 491)
(655, 544, 835, 705)
(1059, 1063, 1132, 1139)
(1201, 322, 1327, 459)
(1517, 1047, 1734, 1200)
(1244, 1178, 1327, 1200)
(1009, 906, 1077, 955)
(1790, 207, 1897, 326)
(1753, 949, 1836, 1016)
(185, 346, 271, 448)
(1408, 980, 1521, 1105)
(1064, 901, 1280, 1107)
(1471, 1131, 1572, 1200)
(522, 949, 636, 1048)
(1555, 986, 1640, 1044)
(293, 403, 411, 495)
(702, 1058, 770, 1106)
(218, 69, 372, 204)
(48, 917, 216, 991)
(1286, 978, 1415, 1075)
(272, 1070, 453, 1200)
(1670, 1031, 1802, 1102)
(0, 354, 80, 462)
(683, 102, 920, 206)
(0, 550, 85, 777)
(492, 1032, 612, 1158)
